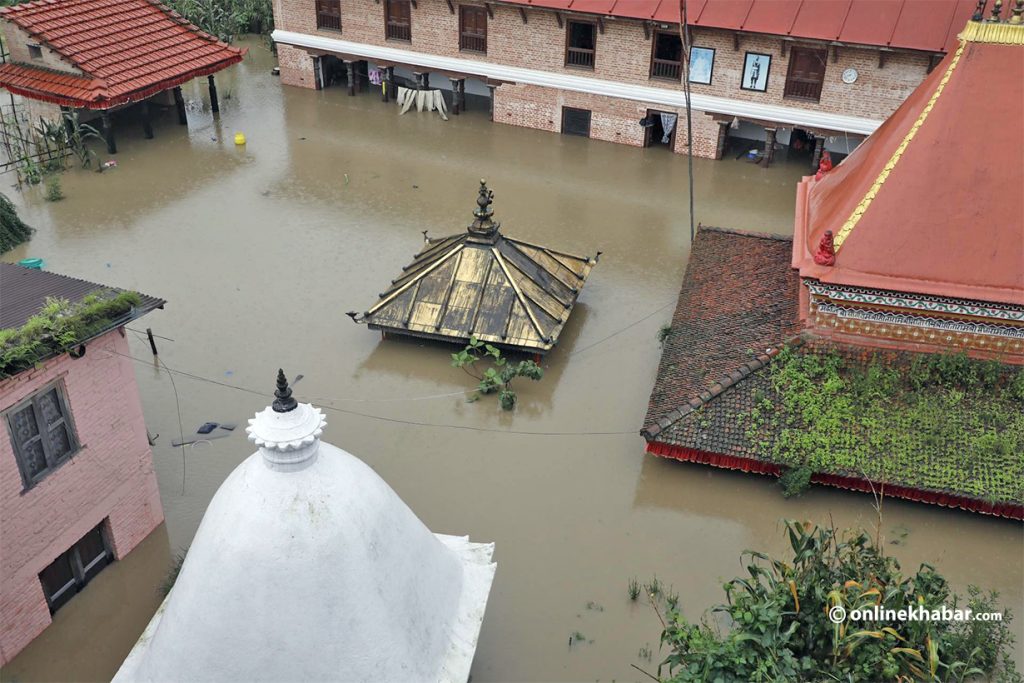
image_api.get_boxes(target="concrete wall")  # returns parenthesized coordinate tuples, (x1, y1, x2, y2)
(273, 0, 936, 156)
(0, 329, 164, 665)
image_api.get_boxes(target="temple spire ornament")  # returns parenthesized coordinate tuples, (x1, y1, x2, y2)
(1010, 0, 1023, 23)
(988, 0, 1003, 21)
(272, 368, 298, 413)
(468, 178, 500, 239)
(972, 0, 987, 21)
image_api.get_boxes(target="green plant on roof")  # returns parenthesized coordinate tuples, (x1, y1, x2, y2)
(649, 520, 1020, 683)
(0, 193, 33, 253)
(741, 346, 1024, 505)
(0, 290, 142, 378)
(451, 335, 543, 411)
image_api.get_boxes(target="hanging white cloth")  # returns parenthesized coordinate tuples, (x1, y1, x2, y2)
(660, 113, 677, 143)
(396, 86, 448, 121)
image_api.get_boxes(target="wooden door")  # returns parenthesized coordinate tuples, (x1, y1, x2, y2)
(784, 47, 827, 101)
(386, 0, 411, 40)
(460, 5, 487, 53)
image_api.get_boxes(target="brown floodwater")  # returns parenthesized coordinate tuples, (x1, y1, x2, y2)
(2, 38, 1021, 683)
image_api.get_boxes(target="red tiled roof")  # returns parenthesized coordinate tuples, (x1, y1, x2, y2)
(642, 226, 801, 435)
(500, 0, 980, 53)
(0, 0, 243, 109)
(793, 21, 1024, 306)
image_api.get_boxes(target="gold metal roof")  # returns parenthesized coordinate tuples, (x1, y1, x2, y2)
(349, 180, 598, 354)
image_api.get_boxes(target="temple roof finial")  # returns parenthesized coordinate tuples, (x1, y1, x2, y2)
(972, 0, 987, 21)
(468, 178, 500, 238)
(272, 368, 298, 413)
(988, 0, 1003, 21)
(1010, 0, 1023, 23)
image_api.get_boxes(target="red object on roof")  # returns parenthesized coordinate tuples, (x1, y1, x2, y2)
(499, 0, 980, 53)
(0, 0, 243, 109)
(793, 20, 1024, 306)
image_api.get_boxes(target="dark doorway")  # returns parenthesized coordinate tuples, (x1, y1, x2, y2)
(319, 55, 347, 88)
(561, 107, 591, 137)
(644, 109, 677, 148)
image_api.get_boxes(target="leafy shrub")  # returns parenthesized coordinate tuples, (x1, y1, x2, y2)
(655, 521, 1020, 683)
(0, 192, 33, 253)
(778, 464, 813, 497)
(44, 176, 64, 202)
(451, 336, 543, 411)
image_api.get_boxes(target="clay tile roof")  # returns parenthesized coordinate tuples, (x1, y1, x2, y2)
(0, 262, 164, 330)
(0, 0, 243, 109)
(500, 0, 981, 53)
(642, 227, 800, 437)
(793, 18, 1024, 306)
(350, 183, 597, 354)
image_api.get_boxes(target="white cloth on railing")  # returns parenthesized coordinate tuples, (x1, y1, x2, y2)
(396, 87, 448, 121)
(660, 113, 677, 143)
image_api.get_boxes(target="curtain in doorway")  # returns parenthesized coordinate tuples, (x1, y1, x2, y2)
(660, 113, 677, 143)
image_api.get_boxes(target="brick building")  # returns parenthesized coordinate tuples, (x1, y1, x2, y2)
(271, 0, 978, 162)
(0, 264, 165, 665)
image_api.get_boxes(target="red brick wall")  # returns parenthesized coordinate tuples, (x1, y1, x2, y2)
(0, 329, 164, 664)
(273, 0, 934, 154)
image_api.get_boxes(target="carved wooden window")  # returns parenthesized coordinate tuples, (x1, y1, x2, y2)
(561, 107, 591, 137)
(459, 5, 487, 53)
(385, 0, 412, 41)
(5, 380, 79, 490)
(39, 522, 112, 614)
(565, 20, 596, 69)
(316, 0, 341, 32)
(650, 31, 682, 80)
(784, 47, 827, 102)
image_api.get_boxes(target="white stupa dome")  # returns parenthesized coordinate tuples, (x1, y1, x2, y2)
(114, 371, 496, 683)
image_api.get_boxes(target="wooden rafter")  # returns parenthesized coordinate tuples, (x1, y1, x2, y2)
(596, 16, 604, 34)
(445, 0, 453, 14)
(519, 6, 527, 23)
(556, 12, 563, 28)
(485, 2, 493, 19)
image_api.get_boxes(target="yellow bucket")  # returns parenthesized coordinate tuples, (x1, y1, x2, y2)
(234, 132, 246, 145)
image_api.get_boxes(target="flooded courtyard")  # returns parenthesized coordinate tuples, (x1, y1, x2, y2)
(2, 39, 1021, 682)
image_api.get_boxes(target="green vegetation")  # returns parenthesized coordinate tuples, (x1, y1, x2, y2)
(742, 346, 1024, 503)
(651, 520, 1020, 683)
(451, 335, 543, 410)
(0, 193, 33, 253)
(164, 0, 273, 42)
(44, 176, 64, 202)
(160, 549, 188, 596)
(0, 290, 142, 377)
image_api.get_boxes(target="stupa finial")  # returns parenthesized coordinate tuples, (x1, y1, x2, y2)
(988, 0, 1003, 21)
(272, 368, 298, 413)
(468, 178, 500, 237)
(972, 0, 987, 21)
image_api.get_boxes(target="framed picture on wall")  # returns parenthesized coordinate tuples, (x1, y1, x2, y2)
(741, 52, 771, 92)
(688, 46, 715, 85)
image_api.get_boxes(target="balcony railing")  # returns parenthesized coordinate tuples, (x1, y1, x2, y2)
(651, 58, 681, 81)
(460, 34, 486, 53)
(316, 12, 341, 31)
(783, 79, 823, 102)
(386, 22, 411, 41)
(566, 47, 595, 69)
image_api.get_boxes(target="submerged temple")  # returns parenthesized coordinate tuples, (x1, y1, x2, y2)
(113, 371, 496, 682)
(349, 180, 597, 355)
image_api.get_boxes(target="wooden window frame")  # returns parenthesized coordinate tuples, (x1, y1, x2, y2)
(315, 0, 342, 32)
(39, 521, 113, 614)
(561, 106, 591, 137)
(385, 0, 412, 42)
(649, 30, 683, 81)
(564, 20, 596, 70)
(783, 46, 827, 102)
(4, 378, 80, 491)
(459, 5, 487, 54)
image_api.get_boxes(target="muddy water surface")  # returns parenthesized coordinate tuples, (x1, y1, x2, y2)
(2, 39, 1021, 683)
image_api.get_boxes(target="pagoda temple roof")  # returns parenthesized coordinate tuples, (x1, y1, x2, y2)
(350, 181, 597, 354)
(0, 0, 244, 109)
(793, 12, 1024, 306)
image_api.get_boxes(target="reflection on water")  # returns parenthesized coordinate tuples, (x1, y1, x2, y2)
(2, 37, 1020, 682)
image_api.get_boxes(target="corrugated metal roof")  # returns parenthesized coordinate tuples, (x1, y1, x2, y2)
(351, 183, 597, 354)
(0, 262, 164, 330)
(501, 0, 981, 53)
(0, 0, 243, 109)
